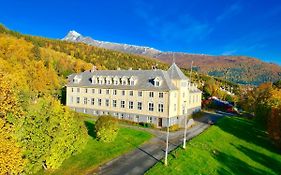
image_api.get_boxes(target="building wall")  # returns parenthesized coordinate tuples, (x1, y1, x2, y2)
(66, 81, 202, 127)
(66, 86, 170, 118)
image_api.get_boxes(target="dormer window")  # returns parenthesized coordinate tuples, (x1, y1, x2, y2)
(129, 76, 137, 86)
(99, 76, 104, 84)
(154, 77, 162, 87)
(113, 76, 119, 85)
(106, 76, 112, 85)
(73, 75, 82, 84)
(121, 76, 128, 85)
(92, 76, 97, 84)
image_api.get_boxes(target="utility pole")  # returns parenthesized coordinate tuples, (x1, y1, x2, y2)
(164, 118, 170, 166)
(183, 61, 193, 149)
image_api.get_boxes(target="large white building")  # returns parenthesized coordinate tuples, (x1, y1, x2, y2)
(66, 63, 202, 127)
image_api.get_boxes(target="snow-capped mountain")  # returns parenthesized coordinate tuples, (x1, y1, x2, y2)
(62, 30, 162, 57)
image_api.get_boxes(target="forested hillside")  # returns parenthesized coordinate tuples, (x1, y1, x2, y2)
(156, 53, 281, 85)
(0, 24, 241, 174)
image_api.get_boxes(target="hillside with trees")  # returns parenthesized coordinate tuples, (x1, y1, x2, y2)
(0, 24, 243, 173)
(156, 53, 281, 85)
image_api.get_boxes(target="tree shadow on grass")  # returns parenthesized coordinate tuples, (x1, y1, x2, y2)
(84, 121, 96, 138)
(214, 151, 274, 175)
(234, 144, 281, 174)
(217, 117, 280, 154)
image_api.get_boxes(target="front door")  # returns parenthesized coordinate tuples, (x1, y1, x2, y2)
(158, 118, 162, 127)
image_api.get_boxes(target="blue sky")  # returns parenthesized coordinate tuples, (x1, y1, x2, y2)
(1, 0, 281, 64)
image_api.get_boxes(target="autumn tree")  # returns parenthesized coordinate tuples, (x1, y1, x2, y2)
(95, 115, 119, 142)
(17, 96, 88, 173)
(0, 72, 26, 174)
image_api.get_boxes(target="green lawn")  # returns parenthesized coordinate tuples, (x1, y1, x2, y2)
(147, 117, 281, 175)
(41, 120, 152, 175)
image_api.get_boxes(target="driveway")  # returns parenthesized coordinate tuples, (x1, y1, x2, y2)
(94, 112, 224, 175)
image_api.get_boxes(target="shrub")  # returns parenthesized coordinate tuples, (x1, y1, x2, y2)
(95, 115, 119, 142)
(161, 124, 181, 132)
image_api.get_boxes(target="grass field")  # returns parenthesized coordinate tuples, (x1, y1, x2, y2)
(41, 120, 152, 175)
(146, 117, 281, 175)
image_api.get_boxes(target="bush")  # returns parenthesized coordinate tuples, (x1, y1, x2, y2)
(169, 124, 180, 131)
(161, 124, 181, 132)
(95, 115, 119, 142)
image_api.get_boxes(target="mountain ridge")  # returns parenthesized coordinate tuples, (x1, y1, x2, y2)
(62, 31, 281, 85)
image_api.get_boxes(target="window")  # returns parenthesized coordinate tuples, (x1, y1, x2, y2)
(129, 91, 133, 96)
(71, 88, 74, 92)
(98, 99, 102, 106)
(137, 102, 142, 110)
(92, 77, 96, 84)
(113, 100, 117, 107)
(85, 88, 88, 93)
(113, 90, 117, 95)
(159, 92, 163, 98)
(121, 100, 125, 108)
(149, 92, 154, 98)
(129, 101, 133, 109)
(70, 96, 73, 104)
(77, 88, 80, 93)
(147, 117, 153, 123)
(92, 89, 95, 94)
(158, 104, 164, 112)
(76, 97, 80, 104)
(106, 79, 111, 85)
(114, 78, 119, 85)
(122, 90, 125, 96)
(138, 91, 142, 97)
(99, 89, 102, 94)
(155, 81, 160, 87)
(148, 102, 154, 111)
(83, 97, 87, 104)
(122, 79, 127, 85)
(106, 89, 110, 94)
(91, 98, 95, 105)
(174, 104, 176, 111)
(130, 80, 135, 86)
(105, 99, 109, 106)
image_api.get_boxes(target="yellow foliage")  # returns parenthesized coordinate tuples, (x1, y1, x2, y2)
(0, 119, 26, 175)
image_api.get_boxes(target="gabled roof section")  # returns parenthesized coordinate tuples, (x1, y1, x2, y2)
(66, 69, 178, 91)
(167, 63, 188, 80)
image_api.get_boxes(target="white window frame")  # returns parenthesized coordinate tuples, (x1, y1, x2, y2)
(129, 101, 133, 109)
(137, 102, 142, 110)
(83, 97, 87, 104)
(148, 102, 154, 111)
(113, 100, 117, 107)
(158, 103, 164, 112)
(121, 100, 125, 108)
(159, 92, 163, 98)
(149, 92, 154, 98)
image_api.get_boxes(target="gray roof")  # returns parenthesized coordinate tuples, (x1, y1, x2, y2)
(67, 69, 180, 91)
(167, 63, 188, 80)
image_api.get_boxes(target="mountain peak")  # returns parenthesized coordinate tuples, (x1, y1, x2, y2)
(62, 31, 162, 57)
(62, 30, 82, 41)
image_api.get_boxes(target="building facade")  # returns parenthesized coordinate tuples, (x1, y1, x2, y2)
(66, 63, 202, 127)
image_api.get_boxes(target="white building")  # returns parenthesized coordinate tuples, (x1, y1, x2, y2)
(66, 63, 202, 127)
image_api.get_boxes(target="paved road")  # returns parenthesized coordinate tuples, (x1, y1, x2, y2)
(94, 112, 224, 175)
